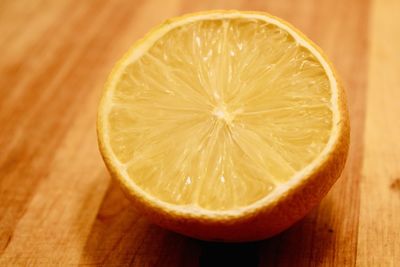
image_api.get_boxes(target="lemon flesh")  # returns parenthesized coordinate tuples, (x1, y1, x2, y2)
(107, 18, 332, 211)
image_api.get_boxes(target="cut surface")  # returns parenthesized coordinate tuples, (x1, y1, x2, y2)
(102, 16, 334, 211)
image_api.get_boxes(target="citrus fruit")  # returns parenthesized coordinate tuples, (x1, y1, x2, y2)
(97, 10, 349, 241)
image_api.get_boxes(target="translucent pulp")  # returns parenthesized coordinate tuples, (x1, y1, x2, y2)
(107, 18, 333, 211)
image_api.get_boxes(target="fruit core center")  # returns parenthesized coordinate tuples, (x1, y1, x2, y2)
(212, 105, 233, 124)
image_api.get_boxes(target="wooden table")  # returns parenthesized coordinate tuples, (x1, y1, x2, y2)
(1, 0, 399, 266)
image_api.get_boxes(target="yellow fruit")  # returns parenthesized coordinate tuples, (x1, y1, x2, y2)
(97, 10, 349, 241)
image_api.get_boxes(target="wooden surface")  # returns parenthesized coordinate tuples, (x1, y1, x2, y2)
(0, 0, 399, 266)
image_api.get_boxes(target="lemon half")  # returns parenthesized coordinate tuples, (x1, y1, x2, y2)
(97, 11, 349, 241)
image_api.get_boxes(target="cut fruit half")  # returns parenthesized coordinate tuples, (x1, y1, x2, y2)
(97, 11, 349, 241)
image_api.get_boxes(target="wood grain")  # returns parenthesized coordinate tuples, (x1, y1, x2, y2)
(0, 0, 398, 266)
(357, 0, 400, 265)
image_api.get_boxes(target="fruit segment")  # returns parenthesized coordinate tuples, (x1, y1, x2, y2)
(107, 18, 332, 211)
